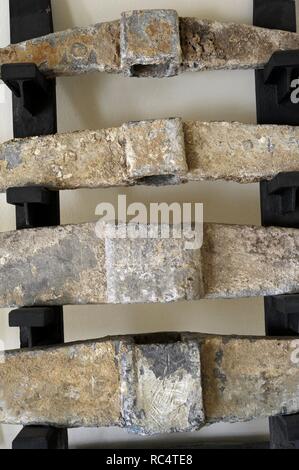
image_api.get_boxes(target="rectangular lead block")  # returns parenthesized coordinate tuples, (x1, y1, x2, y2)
(120, 338, 204, 435)
(123, 118, 187, 184)
(120, 10, 182, 77)
(105, 225, 204, 304)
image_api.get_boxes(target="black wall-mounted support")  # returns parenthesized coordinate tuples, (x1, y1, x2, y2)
(265, 295, 299, 336)
(7, 186, 60, 229)
(12, 426, 68, 450)
(4, 0, 68, 450)
(2, 63, 54, 118)
(254, 0, 299, 450)
(2, 0, 57, 138)
(254, 0, 299, 126)
(9, 306, 64, 349)
(269, 415, 299, 449)
(260, 172, 299, 228)
(263, 50, 299, 104)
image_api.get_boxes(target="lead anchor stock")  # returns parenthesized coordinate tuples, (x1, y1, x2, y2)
(2, 10, 299, 78)
(0, 333, 299, 434)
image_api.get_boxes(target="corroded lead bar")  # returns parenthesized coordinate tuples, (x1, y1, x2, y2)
(1, 119, 299, 191)
(1, 10, 299, 78)
(0, 333, 298, 433)
(0, 222, 299, 307)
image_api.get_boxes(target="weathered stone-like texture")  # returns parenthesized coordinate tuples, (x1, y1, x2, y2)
(119, 337, 204, 434)
(0, 223, 299, 307)
(0, 127, 127, 191)
(120, 10, 182, 77)
(180, 18, 299, 71)
(0, 333, 298, 432)
(0, 339, 121, 428)
(0, 223, 107, 307)
(0, 223, 202, 307)
(105, 231, 203, 304)
(1, 119, 299, 191)
(200, 335, 299, 423)
(185, 121, 299, 183)
(123, 118, 187, 183)
(0, 21, 121, 77)
(202, 223, 299, 299)
(1, 11, 299, 77)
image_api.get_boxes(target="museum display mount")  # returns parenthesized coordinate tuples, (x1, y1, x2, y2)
(255, 0, 299, 450)
(1, 0, 299, 449)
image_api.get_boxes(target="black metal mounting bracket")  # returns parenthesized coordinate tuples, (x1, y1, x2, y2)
(1, 63, 52, 116)
(269, 415, 299, 449)
(7, 186, 60, 230)
(2, 0, 57, 139)
(254, 0, 299, 450)
(9, 305, 65, 449)
(9, 306, 64, 349)
(263, 50, 299, 104)
(12, 426, 68, 450)
(1, 61, 56, 138)
(254, 0, 299, 126)
(260, 172, 299, 228)
(9, 305, 66, 449)
(264, 295, 299, 336)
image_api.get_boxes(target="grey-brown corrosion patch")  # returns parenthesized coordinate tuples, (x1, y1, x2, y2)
(0, 224, 106, 307)
(105, 228, 203, 304)
(202, 223, 299, 299)
(0, 140, 22, 170)
(180, 18, 299, 71)
(200, 336, 299, 424)
(123, 118, 187, 183)
(120, 10, 182, 77)
(139, 342, 198, 379)
(0, 236, 95, 306)
(119, 339, 205, 435)
(0, 20, 121, 77)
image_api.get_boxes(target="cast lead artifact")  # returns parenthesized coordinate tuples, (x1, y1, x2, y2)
(0, 332, 299, 433)
(1, 118, 299, 191)
(1, 9, 299, 78)
(0, 222, 299, 307)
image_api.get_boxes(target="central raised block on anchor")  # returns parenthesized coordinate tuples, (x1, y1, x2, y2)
(120, 10, 182, 77)
(124, 118, 187, 183)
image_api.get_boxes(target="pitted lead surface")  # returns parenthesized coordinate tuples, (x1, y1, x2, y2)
(1, 10, 299, 78)
(2, 119, 299, 191)
(123, 118, 187, 185)
(119, 338, 204, 434)
(120, 10, 182, 77)
(0, 222, 299, 307)
(105, 226, 203, 304)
